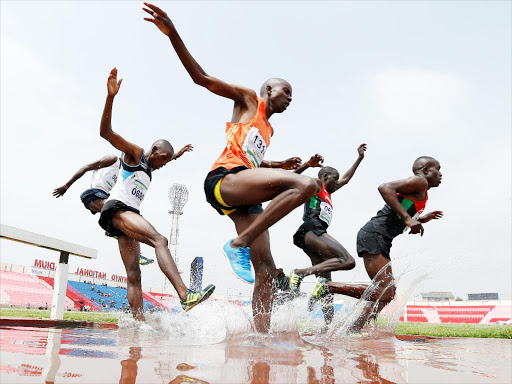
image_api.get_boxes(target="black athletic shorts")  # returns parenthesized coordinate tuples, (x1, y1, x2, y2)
(356, 229, 392, 260)
(80, 188, 109, 214)
(293, 220, 328, 250)
(204, 166, 264, 216)
(98, 200, 140, 237)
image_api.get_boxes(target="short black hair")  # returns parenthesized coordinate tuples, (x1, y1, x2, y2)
(152, 139, 174, 155)
(412, 156, 438, 173)
(318, 166, 339, 179)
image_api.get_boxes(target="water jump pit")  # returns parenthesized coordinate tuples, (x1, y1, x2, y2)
(1, 300, 511, 384)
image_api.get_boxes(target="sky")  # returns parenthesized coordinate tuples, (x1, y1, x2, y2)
(1, 1, 511, 300)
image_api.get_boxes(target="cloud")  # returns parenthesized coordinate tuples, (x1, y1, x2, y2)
(373, 69, 472, 124)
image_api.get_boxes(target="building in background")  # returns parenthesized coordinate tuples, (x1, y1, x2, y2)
(420, 291, 455, 302)
(468, 292, 499, 301)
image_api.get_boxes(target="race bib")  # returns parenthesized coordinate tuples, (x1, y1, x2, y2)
(319, 201, 333, 226)
(244, 127, 268, 168)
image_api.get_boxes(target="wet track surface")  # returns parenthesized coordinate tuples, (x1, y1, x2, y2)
(1, 321, 511, 383)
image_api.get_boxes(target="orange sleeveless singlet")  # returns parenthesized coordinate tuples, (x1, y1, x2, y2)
(211, 97, 272, 171)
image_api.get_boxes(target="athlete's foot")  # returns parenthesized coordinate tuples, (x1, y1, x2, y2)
(223, 240, 254, 284)
(289, 270, 305, 296)
(274, 273, 290, 292)
(307, 277, 329, 311)
(139, 254, 154, 266)
(181, 284, 216, 312)
(104, 231, 118, 239)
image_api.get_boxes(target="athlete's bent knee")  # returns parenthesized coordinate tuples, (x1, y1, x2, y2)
(344, 255, 356, 270)
(126, 269, 141, 285)
(154, 235, 168, 249)
(296, 176, 319, 199)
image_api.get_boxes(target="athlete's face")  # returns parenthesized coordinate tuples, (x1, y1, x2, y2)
(148, 150, 174, 170)
(321, 172, 339, 193)
(425, 161, 442, 188)
(268, 81, 292, 113)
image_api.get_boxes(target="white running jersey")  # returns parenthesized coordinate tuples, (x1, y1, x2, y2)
(107, 152, 152, 210)
(90, 158, 121, 193)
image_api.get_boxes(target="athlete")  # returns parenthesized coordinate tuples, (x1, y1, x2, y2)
(97, 67, 214, 320)
(144, 3, 321, 332)
(53, 150, 192, 266)
(310, 156, 443, 332)
(288, 144, 367, 324)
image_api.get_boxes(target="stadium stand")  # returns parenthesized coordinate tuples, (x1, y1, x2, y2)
(147, 292, 179, 311)
(400, 305, 500, 323)
(0, 271, 73, 309)
(37, 276, 100, 311)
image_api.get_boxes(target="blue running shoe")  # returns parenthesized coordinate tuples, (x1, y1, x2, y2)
(223, 240, 254, 284)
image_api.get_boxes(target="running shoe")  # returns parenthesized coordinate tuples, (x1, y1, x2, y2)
(274, 274, 290, 292)
(139, 254, 154, 266)
(307, 277, 329, 311)
(223, 240, 254, 284)
(181, 284, 216, 312)
(104, 231, 118, 239)
(289, 270, 305, 295)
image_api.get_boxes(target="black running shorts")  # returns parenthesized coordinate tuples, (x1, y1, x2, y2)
(293, 220, 328, 250)
(204, 166, 264, 216)
(80, 188, 109, 215)
(356, 229, 392, 260)
(98, 200, 140, 237)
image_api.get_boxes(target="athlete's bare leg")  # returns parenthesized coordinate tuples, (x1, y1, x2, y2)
(118, 236, 144, 321)
(229, 211, 276, 333)
(111, 211, 188, 300)
(326, 253, 396, 332)
(220, 168, 320, 248)
(295, 232, 355, 276)
(88, 198, 106, 213)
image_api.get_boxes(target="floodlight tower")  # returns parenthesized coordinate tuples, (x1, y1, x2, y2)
(167, 183, 189, 275)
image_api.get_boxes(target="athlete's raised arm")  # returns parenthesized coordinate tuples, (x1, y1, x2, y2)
(53, 155, 118, 198)
(143, 3, 256, 104)
(100, 68, 143, 165)
(295, 154, 324, 175)
(334, 144, 366, 191)
(173, 144, 194, 160)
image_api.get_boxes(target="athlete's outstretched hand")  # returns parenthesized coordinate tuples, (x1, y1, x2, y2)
(143, 3, 174, 36)
(174, 144, 193, 160)
(281, 157, 302, 170)
(52, 185, 68, 198)
(405, 217, 424, 236)
(357, 144, 367, 158)
(306, 154, 324, 168)
(107, 68, 123, 97)
(420, 210, 443, 223)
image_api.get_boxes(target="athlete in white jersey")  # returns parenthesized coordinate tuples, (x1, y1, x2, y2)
(53, 155, 158, 265)
(53, 155, 120, 214)
(97, 68, 215, 320)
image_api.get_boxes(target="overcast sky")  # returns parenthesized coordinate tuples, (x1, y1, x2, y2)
(1, 1, 510, 300)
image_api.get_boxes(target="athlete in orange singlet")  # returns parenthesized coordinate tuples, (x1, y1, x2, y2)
(144, 3, 321, 332)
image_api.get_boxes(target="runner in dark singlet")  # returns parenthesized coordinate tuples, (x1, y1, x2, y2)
(287, 145, 367, 324)
(311, 156, 443, 332)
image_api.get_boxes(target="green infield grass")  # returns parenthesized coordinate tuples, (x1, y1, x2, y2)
(0, 307, 119, 323)
(395, 322, 512, 339)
